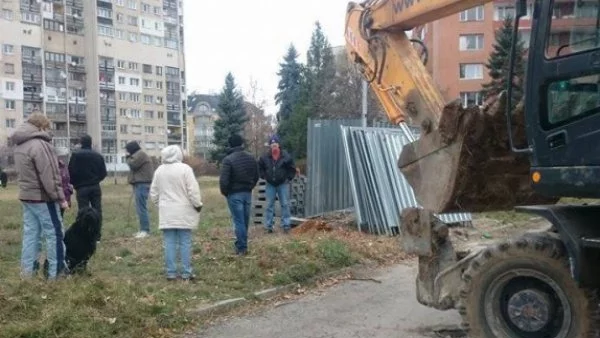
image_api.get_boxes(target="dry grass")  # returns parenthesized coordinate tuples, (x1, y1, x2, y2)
(0, 177, 404, 338)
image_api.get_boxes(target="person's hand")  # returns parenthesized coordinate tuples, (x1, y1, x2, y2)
(60, 201, 69, 210)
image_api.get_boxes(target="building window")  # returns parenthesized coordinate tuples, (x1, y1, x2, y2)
(118, 76, 126, 84)
(115, 29, 125, 39)
(144, 110, 154, 118)
(120, 108, 128, 116)
(144, 126, 154, 133)
(459, 34, 484, 51)
(5, 118, 16, 128)
(494, 5, 516, 21)
(158, 111, 164, 119)
(460, 92, 483, 108)
(120, 125, 128, 133)
(118, 92, 127, 101)
(127, 15, 138, 26)
(128, 62, 138, 71)
(460, 6, 484, 22)
(130, 109, 141, 118)
(156, 96, 163, 104)
(97, 8, 112, 19)
(2, 9, 13, 20)
(156, 66, 163, 76)
(4, 63, 14, 74)
(5, 100, 15, 110)
(142, 3, 151, 12)
(116, 13, 124, 23)
(117, 60, 126, 69)
(116, 0, 125, 6)
(459, 63, 484, 80)
(154, 6, 161, 15)
(144, 95, 154, 104)
(98, 24, 113, 37)
(143, 79, 153, 88)
(128, 32, 138, 42)
(129, 78, 140, 86)
(21, 12, 40, 24)
(143, 64, 152, 74)
(2, 44, 14, 55)
(5, 81, 15, 91)
(141, 34, 151, 44)
(127, 0, 137, 10)
(129, 93, 140, 102)
(156, 81, 163, 89)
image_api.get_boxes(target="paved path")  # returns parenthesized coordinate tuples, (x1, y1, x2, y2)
(192, 262, 464, 338)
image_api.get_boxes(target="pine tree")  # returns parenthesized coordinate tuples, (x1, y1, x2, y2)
(210, 73, 248, 163)
(274, 44, 302, 122)
(305, 21, 336, 117)
(481, 15, 526, 108)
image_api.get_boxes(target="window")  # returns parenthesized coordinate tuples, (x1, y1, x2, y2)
(143, 64, 152, 74)
(547, 1, 600, 58)
(156, 81, 163, 89)
(115, 29, 125, 39)
(119, 92, 127, 101)
(128, 62, 138, 71)
(128, 32, 138, 42)
(129, 78, 140, 86)
(2, 9, 13, 20)
(120, 140, 128, 148)
(459, 63, 484, 80)
(2, 44, 14, 55)
(459, 34, 484, 51)
(116, 13, 124, 23)
(127, 0, 137, 10)
(21, 12, 40, 24)
(130, 109, 141, 118)
(494, 5, 516, 21)
(131, 125, 142, 134)
(118, 76, 126, 84)
(144, 95, 153, 104)
(4, 100, 15, 110)
(143, 79, 153, 88)
(156, 96, 163, 104)
(546, 74, 600, 126)
(5, 81, 15, 91)
(460, 6, 484, 21)
(157, 111, 164, 119)
(460, 92, 483, 108)
(98, 8, 112, 18)
(127, 15, 138, 26)
(129, 93, 140, 102)
(4, 63, 15, 74)
(519, 30, 531, 49)
(144, 126, 154, 133)
(144, 110, 154, 118)
(141, 34, 151, 44)
(120, 124, 128, 133)
(142, 3, 151, 12)
(153, 36, 163, 47)
(116, 0, 125, 6)
(156, 66, 163, 75)
(154, 6, 161, 15)
(98, 24, 113, 37)
(117, 60, 126, 69)
(5, 119, 15, 128)
(120, 108, 128, 116)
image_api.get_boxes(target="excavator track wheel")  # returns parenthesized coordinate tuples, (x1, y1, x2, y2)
(456, 234, 600, 338)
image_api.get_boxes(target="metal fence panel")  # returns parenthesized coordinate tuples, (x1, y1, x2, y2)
(341, 125, 472, 235)
(305, 119, 363, 217)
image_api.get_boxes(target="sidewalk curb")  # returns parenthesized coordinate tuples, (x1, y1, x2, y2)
(186, 264, 366, 318)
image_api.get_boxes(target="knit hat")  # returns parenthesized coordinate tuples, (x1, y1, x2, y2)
(80, 134, 92, 149)
(269, 135, 280, 145)
(228, 134, 243, 148)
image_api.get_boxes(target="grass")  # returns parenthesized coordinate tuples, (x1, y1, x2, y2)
(0, 177, 403, 338)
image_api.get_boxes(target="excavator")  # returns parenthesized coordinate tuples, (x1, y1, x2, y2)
(345, 0, 600, 337)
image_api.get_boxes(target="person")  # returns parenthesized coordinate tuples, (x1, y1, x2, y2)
(150, 145, 203, 281)
(125, 141, 155, 238)
(219, 134, 259, 255)
(0, 167, 7, 188)
(258, 135, 297, 234)
(68, 134, 107, 240)
(56, 148, 74, 218)
(11, 113, 69, 280)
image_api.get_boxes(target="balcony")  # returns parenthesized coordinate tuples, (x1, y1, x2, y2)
(99, 81, 115, 90)
(167, 118, 181, 126)
(68, 63, 85, 73)
(23, 92, 44, 102)
(69, 112, 86, 122)
(168, 134, 182, 142)
(47, 111, 68, 121)
(101, 130, 117, 139)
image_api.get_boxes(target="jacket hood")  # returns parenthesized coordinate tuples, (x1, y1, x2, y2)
(161, 145, 183, 164)
(11, 122, 52, 146)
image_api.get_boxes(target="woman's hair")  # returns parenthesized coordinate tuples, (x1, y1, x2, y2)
(27, 113, 51, 130)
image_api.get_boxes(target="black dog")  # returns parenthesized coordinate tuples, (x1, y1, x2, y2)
(63, 206, 101, 274)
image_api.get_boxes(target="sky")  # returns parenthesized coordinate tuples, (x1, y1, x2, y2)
(182, 0, 351, 116)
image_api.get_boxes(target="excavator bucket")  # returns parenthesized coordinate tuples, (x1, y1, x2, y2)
(398, 92, 559, 213)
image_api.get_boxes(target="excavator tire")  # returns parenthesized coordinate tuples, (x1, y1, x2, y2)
(456, 234, 600, 338)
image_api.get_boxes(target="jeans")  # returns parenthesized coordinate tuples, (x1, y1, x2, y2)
(227, 192, 251, 254)
(265, 182, 291, 230)
(21, 202, 66, 280)
(162, 228, 193, 278)
(134, 183, 150, 233)
(76, 184, 103, 240)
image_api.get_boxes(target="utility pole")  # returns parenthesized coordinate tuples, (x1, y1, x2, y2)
(361, 80, 368, 127)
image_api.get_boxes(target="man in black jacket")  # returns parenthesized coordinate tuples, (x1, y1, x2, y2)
(68, 134, 107, 241)
(219, 134, 259, 255)
(258, 135, 296, 234)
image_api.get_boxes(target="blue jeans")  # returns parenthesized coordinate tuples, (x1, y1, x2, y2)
(134, 183, 150, 233)
(265, 182, 291, 230)
(227, 192, 251, 254)
(21, 202, 66, 280)
(162, 228, 192, 278)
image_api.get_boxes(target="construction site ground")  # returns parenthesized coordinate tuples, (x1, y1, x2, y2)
(187, 210, 552, 338)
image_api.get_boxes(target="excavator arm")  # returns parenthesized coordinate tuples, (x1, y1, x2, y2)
(344, 0, 558, 213)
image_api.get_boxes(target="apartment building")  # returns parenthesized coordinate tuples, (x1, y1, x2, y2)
(0, 0, 187, 171)
(415, 0, 593, 108)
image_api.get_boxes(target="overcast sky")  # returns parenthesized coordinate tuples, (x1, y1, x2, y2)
(182, 0, 351, 116)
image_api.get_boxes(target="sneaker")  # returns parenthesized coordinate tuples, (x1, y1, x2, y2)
(134, 231, 149, 239)
(182, 274, 196, 281)
(265, 229, 273, 234)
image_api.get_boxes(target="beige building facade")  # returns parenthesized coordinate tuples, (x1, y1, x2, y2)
(0, 0, 187, 171)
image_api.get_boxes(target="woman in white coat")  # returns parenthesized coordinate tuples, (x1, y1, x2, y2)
(150, 145, 203, 281)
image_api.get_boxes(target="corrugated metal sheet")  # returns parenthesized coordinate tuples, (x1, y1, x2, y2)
(341, 125, 472, 235)
(305, 119, 363, 217)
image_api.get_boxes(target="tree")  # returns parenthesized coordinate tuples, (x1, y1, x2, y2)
(305, 21, 336, 118)
(210, 73, 248, 163)
(481, 15, 526, 109)
(243, 78, 274, 157)
(274, 44, 302, 122)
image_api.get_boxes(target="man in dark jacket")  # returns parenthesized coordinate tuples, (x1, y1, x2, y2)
(258, 135, 296, 234)
(125, 141, 155, 238)
(219, 134, 259, 255)
(68, 134, 107, 241)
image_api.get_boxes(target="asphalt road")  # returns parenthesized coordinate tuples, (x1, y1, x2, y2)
(192, 262, 464, 338)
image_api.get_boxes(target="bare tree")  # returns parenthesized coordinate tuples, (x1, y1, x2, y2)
(243, 78, 275, 157)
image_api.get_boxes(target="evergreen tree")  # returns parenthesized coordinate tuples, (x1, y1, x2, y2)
(305, 21, 336, 117)
(481, 15, 526, 109)
(210, 72, 248, 163)
(274, 44, 302, 122)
